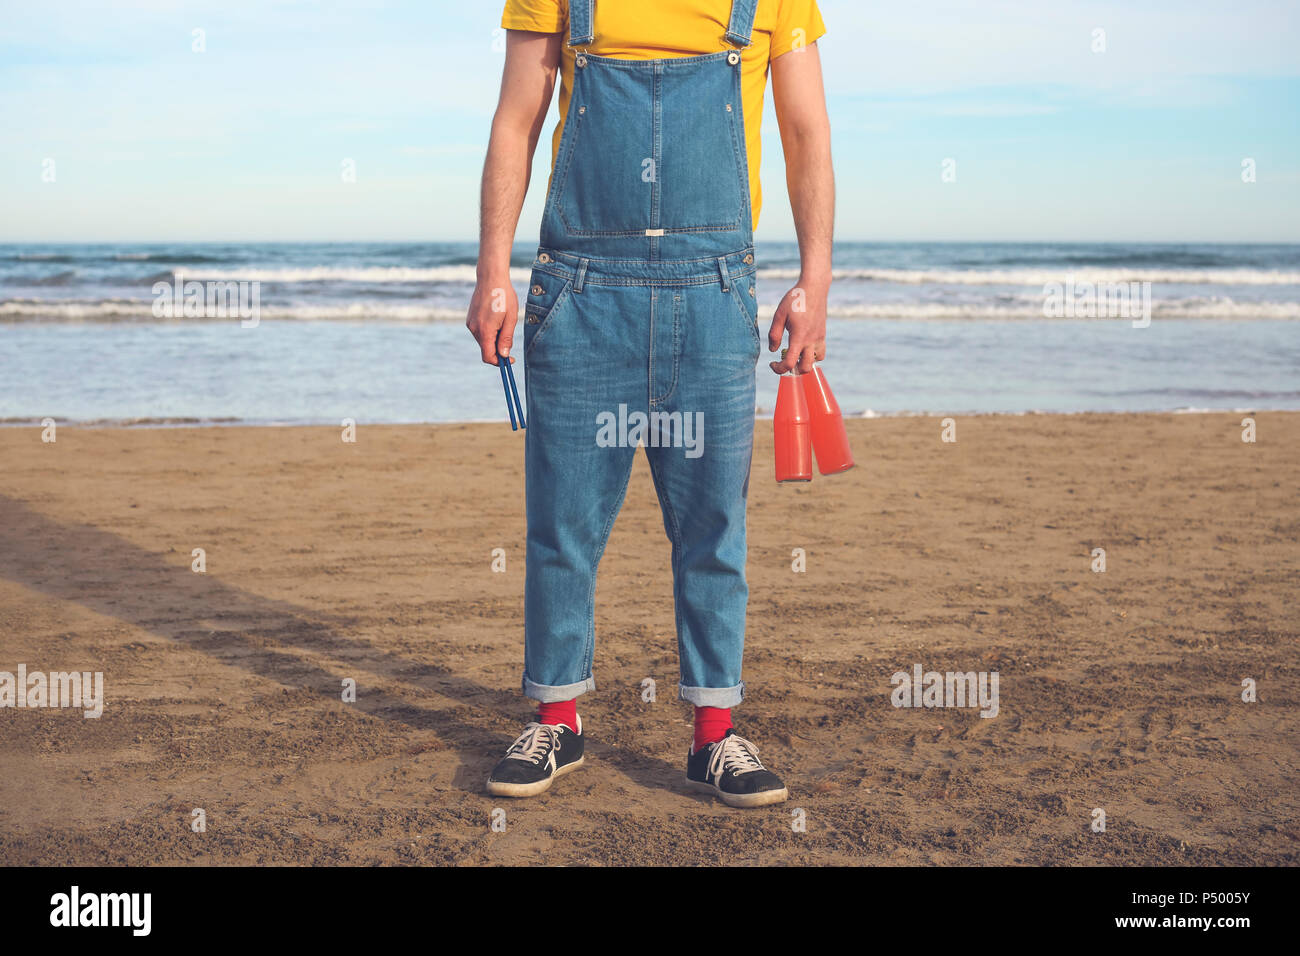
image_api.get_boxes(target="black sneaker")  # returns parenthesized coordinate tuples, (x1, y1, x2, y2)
(485, 715, 585, 797)
(685, 728, 789, 808)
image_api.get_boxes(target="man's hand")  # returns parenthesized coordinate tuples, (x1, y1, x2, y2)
(467, 278, 519, 365)
(767, 273, 829, 374)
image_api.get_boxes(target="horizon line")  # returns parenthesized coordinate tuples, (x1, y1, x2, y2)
(3, 237, 1300, 246)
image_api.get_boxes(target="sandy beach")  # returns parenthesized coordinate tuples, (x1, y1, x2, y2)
(0, 412, 1296, 866)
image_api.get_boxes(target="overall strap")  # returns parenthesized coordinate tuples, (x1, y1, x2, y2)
(723, 0, 759, 48)
(568, 0, 594, 47)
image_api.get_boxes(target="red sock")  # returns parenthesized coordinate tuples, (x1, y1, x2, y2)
(536, 699, 578, 734)
(693, 706, 733, 753)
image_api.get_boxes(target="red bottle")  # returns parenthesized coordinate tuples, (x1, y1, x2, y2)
(774, 352, 812, 482)
(804, 364, 854, 474)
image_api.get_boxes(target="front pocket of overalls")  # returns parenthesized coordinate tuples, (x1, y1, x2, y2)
(729, 276, 762, 358)
(523, 269, 575, 357)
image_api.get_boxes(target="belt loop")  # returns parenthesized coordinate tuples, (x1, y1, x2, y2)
(716, 256, 731, 292)
(574, 258, 589, 294)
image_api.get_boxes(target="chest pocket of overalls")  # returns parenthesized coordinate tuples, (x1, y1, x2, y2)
(553, 60, 747, 237)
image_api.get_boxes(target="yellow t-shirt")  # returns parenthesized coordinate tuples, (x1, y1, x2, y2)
(500, 0, 826, 230)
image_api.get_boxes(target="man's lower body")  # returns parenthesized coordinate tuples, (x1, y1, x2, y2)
(485, 247, 787, 807)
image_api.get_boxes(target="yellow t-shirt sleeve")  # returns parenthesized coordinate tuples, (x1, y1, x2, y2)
(501, 0, 564, 33)
(769, 0, 827, 59)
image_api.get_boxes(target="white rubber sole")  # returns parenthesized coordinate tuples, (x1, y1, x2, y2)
(685, 777, 790, 809)
(485, 756, 585, 798)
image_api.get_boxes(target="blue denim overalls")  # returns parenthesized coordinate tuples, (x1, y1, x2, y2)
(521, 0, 761, 708)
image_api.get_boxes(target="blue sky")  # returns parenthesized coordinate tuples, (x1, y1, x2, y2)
(1, 0, 1297, 242)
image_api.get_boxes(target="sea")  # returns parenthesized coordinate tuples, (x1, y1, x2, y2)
(2, 241, 1297, 424)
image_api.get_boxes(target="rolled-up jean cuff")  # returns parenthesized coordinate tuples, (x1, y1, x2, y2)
(522, 674, 596, 703)
(678, 682, 745, 708)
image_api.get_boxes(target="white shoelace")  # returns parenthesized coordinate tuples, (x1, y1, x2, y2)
(504, 722, 563, 764)
(708, 733, 765, 780)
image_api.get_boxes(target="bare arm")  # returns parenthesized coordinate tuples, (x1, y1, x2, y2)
(767, 41, 834, 374)
(466, 29, 561, 365)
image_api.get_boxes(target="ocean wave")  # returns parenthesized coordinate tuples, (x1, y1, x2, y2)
(966, 251, 1264, 269)
(0, 299, 471, 322)
(4, 252, 234, 265)
(4, 297, 1298, 323)
(128, 264, 1300, 287)
(176, 265, 511, 283)
(760, 267, 1300, 286)
(28, 270, 79, 287)
(822, 300, 1300, 320)
(110, 253, 232, 263)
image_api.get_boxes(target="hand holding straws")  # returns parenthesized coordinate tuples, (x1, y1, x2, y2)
(497, 351, 525, 430)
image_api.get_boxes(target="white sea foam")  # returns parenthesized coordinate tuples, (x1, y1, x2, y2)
(177, 265, 519, 283)
(821, 300, 1300, 320)
(760, 267, 1300, 286)
(160, 265, 1300, 286)
(5, 297, 1298, 323)
(0, 300, 470, 322)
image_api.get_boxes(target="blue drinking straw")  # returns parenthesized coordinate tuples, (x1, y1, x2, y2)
(498, 351, 525, 430)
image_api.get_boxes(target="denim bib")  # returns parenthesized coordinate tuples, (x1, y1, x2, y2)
(539, 0, 759, 261)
